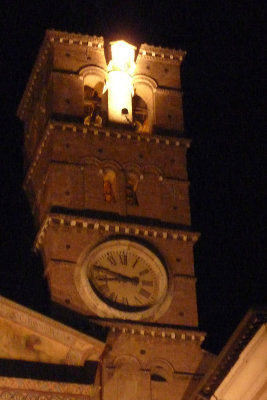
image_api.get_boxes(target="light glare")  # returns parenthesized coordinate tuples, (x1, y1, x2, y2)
(108, 40, 136, 124)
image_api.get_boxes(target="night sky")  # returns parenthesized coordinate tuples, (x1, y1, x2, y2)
(0, 1, 265, 354)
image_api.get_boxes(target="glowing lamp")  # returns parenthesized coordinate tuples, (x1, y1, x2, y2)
(108, 40, 136, 124)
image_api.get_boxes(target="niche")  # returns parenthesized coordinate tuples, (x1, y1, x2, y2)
(151, 366, 168, 382)
(132, 94, 148, 132)
(84, 82, 104, 127)
(150, 363, 173, 400)
(126, 172, 139, 206)
(103, 169, 116, 203)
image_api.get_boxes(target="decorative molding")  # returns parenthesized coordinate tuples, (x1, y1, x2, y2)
(23, 120, 191, 188)
(97, 319, 206, 343)
(137, 43, 186, 65)
(34, 213, 200, 251)
(48, 29, 104, 48)
(0, 296, 105, 365)
(156, 87, 182, 95)
(0, 377, 99, 397)
(50, 121, 190, 148)
(190, 309, 267, 400)
(133, 74, 158, 90)
(79, 65, 108, 81)
(173, 273, 197, 282)
(137, 54, 183, 65)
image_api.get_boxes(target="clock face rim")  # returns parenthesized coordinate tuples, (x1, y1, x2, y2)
(75, 239, 169, 320)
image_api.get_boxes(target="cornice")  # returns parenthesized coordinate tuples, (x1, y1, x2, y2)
(23, 120, 191, 188)
(156, 87, 182, 95)
(0, 376, 98, 397)
(34, 213, 200, 251)
(137, 43, 186, 65)
(48, 120, 190, 146)
(190, 308, 267, 400)
(92, 319, 206, 343)
(47, 29, 104, 47)
(0, 295, 105, 364)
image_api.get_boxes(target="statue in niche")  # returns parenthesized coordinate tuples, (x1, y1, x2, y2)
(126, 172, 139, 206)
(103, 169, 116, 203)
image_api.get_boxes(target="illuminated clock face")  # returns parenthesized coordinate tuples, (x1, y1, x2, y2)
(77, 240, 168, 320)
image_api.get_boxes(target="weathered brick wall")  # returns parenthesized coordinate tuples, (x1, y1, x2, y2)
(99, 328, 210, 400)
(28, 124, 191, 227)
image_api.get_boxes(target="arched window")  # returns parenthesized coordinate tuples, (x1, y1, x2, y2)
(132, 94, 148, 132)
(133, 76, 157, 134)
(103, 169, 116, 203)
(126, 172, 139, 206)
(151, 365, 168, 382)
(110, 355, 142, 400)
(150, 362, 173, 400)
(84, 81, 104, 127)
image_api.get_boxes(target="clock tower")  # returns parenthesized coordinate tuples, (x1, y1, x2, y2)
(17, 30, 214, 400)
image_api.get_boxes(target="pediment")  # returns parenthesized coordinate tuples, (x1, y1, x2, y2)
(0, 296, 105, 365)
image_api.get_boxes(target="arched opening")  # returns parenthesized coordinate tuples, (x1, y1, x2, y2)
(150, 363, 172, 400)
(132, 94, 148, 132)
(84, 82, 104, 127)
(126, 172, 139, 206)
(103, 169, 116, 203)
(151, 372, 167, 382)
(133, 75, 157, 134)
(151, 365, 168, 383)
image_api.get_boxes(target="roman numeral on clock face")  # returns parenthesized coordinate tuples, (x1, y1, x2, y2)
(139, 288, 151, 299)
(122, 297, 129, 305)
(139, 269, 149, 276)
(132, 257, 140, 269)
(119, 252, 127, 265)
(109, 292, 117, 302)
(142, 280, 153, 287)
(99, 284, 109, 295)
(134, 296, 142, 304)
(106, 252, 117, 265)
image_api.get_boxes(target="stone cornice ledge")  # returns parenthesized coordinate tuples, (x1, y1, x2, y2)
(0, 376, 99, 397)
(189, 308, 267, 400)
(34, 213, 200, 250)
(23, 120, 191, 188)
(0, 295, 105, 364)
(90, 318, 206, 343)
(138, 43, 186, 65)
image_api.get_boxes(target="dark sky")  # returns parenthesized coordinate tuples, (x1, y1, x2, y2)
(0, 1, 265, 354)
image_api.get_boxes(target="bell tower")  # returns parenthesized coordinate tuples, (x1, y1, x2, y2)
(18, 30, 213, 400)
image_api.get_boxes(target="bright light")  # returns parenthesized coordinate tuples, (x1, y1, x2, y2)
(109, 40, 136, 73)
(108, 40, 136, 124)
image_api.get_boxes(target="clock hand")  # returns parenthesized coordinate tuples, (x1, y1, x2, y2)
(93, 265, 139, 285)
(96, 277, 129, 281)
(96, 277, 139, 285)
(93, 265, 120, 277)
